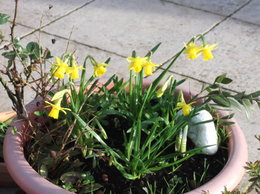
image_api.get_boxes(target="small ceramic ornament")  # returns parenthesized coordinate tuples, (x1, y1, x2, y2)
(188, 110, 218, 155)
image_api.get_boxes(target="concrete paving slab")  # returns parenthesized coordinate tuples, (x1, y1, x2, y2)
(163, 18, 260, 93)
(0, 0, 94, 29)
(234, 106, 260, 163)
(43, 0, 223, 63)
(232, 0, 260, 25)
(164, 0, 249, 16)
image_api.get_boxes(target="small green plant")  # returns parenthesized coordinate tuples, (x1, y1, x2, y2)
(244, 160, 260, 193)
(222, 135, 260, 194)
(0, 119, 12, 160)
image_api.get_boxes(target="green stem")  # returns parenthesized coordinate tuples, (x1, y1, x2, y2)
(181, 125, 188, 153)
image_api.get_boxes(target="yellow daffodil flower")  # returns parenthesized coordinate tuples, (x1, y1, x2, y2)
(93, 63, 108, 77)
(127, 56, 148, 73)
(143, 61, 160, 76)
(200, 44, 217, 61)
(156, 76, 173, 98)
(184, 42, 201, 60)
(176, 101, 192, 116)
(52, 57, 69, 79)
(175, 92, 195, 116)
(67, 65, 85, 79)
(45, 98, 71, 119)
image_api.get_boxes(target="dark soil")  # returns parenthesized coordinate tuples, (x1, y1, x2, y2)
(88, 140, 228, 194)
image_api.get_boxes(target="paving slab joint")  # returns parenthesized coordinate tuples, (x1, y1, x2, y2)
(0, 0, 96, 51)
(163, 68, 242, 94)
(202, 0, 252, 36)
(161, 0, 256, 27)
(156, 0, 253, 92)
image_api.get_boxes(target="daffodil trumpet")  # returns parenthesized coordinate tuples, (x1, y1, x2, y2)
(200, 44, 217, 61)
(127, 56, 160, 76)
(93, 63, 108, 77)
(184, 42, 201, 60)
(175, 91, 196, 116)
(143, 60, 160, 76)
(127, 56, 148, 73)
(45, 98, 71, 119)
(66, 65, 85, 79)
(52, 57, 69, 79)
(52, 57, 85, 79)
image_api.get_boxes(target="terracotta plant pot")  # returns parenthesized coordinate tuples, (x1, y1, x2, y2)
(0, 162, 18, 188)
(185, 112, 248, 194)
(0, 110, 17, 187)
(3, 88, 248, 194)
(0, 110, 16, 122)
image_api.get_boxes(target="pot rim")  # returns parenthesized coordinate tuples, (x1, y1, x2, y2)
(3, 87, 248, 194)
(185, 112, 248, 194)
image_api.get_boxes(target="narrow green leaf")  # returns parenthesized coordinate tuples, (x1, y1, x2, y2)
(221, 77, 232, 84)
(222, 121, 235, 126)
(221, 113, 235, 120)
(79, 56, 89, 94)
(34, 110, 48, 117)
(175, 78, 187, 87)
(209, 83, 220, 89)
(132, 50, 136, 58)
(148, 47, 186, 98)
(214, 74, 232, 84)
(214, 74, 225, 83)
(94, 119, 107, 139)
(242, 98, 253, 119)
(145, 42, 161, 57)
(249, 91, 260, 98)
(2, 51, 16, 60)
(190, 119, 214, 127)
(104, 57, 111, 64)
(234, 91, 246, 101)
(211, 96, 231, 107)
(228, 98, 242, 111)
